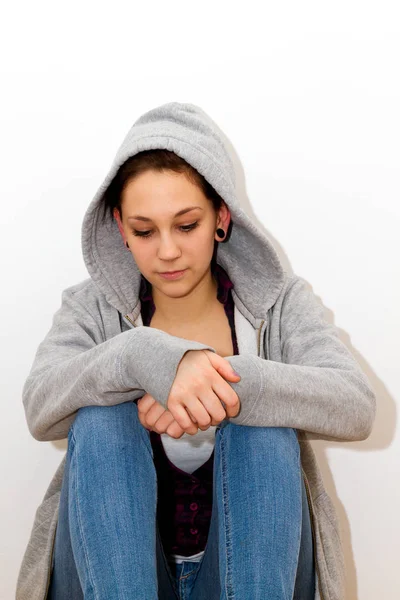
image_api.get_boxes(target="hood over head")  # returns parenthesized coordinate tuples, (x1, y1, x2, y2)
(81, 102, 285, 324)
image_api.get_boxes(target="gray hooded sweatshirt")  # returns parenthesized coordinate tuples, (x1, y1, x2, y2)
(16, 102, 376, 600)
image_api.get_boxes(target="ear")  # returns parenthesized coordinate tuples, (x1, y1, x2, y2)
(113, 208, 127, 244)
(215, 202, 231, 236)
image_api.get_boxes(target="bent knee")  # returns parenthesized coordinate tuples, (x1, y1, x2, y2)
(69, 401, 139, 440)
(223, 423, 300, 459)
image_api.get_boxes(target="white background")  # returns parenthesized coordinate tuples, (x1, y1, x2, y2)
(1, 1, 399, 598)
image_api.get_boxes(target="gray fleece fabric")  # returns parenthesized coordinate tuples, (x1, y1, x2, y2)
(16, 102, 376, 600)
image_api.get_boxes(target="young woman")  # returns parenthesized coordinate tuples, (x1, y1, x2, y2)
(16, 102, 376, 600)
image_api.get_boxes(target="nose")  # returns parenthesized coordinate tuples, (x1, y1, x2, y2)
(157, 233, 181, 261)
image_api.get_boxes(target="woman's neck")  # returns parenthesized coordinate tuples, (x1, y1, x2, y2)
(151, 268, 218, 327)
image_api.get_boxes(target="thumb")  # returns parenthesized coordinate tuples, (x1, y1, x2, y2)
(203, 350, 241, 381)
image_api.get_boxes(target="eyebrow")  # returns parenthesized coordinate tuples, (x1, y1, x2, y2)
(127, 206, 203, 222)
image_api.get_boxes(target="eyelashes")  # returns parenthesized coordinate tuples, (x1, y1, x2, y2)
(131, 221, 200, 238)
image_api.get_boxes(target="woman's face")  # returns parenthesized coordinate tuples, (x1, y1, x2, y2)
(114, 169, 230, 299)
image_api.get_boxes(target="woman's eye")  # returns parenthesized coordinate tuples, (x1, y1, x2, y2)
(132, 230, 152, 238)
(180, 222, 199, 233)
(132, 222, 199, 238)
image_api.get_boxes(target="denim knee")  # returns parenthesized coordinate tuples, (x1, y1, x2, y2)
(69, 401, 151, 451)
(220, 422, 300, 461)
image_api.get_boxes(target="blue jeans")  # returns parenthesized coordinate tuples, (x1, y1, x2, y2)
(48, 401, 315, 599)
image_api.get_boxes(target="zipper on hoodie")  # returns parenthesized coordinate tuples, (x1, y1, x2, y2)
(257, 319, 265, 357)
(257, 311, 273, 360)
(301, 467, 325, 600)
(265, 312, 271, 360)
(124, 314, 137, 328)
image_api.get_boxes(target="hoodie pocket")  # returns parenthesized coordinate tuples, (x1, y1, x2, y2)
(312, 491, 346, 600)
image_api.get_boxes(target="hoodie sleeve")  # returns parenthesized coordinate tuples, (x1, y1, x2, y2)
(23, 287, 217, 442)
(224, 275, 377, 442)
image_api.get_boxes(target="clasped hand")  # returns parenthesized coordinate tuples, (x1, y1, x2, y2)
(137, 349, 241, 438)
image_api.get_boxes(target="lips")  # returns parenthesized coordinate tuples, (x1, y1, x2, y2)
(158, 269, 187, 280)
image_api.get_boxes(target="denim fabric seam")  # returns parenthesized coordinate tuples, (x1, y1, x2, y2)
(134, 404, 155, 461)
(155, 524, 180, 599)
(220, 428, 236, 600)
(69, 429, 99, 600)
(294, 451, 304, 577)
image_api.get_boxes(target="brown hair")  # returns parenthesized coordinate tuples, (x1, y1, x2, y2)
(100, 149, 232, 244)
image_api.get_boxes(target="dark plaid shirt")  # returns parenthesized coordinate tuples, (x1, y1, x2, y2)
(139, 261, 238, 558)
